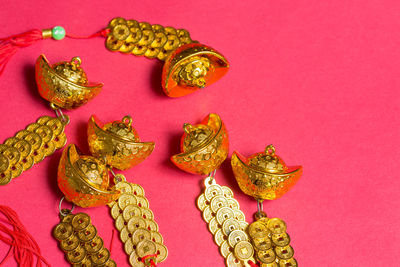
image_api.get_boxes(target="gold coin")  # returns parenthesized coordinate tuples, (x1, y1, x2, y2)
(196, 194, 207, 211)
(90, 247, 110, 265)
(233, 209, 246, 221)
(60, 234, 79, 251)
(104, 259, 117, 267)
(227, 198, 240, 210)
(53, 222, 73, 241)
(214, 229, 225, 246)
(52, 132, 67, 149)
(208, 218, 219, 234)
(40, 117, 65, 136)
(62, 214, 74, 224)
(84, 236, 103, 254)
(136, 196, 149, 208)
(115, 215, 126, 231)
(129, 251, 145, 267)
(115, 181, 132, 194)
(261, 262, 278, 267)
(151, 231, 163, 244)
(26, 123, 54, 143)
(124, 237, 134, 254)
(10, 163, 23, 179)
(216, 207, 234, 225)
(210, 196, 228, 213)
(16, 130, 42, 151)
(120, 227, 130, 243)
(202, 206, 213, 223)
(220, 240, 232, 258)
(123, 204, 142, 221)
(258, 249, 276, 264)
(0, 170, 12, 185)
(136, 239, 157, 257)
(252, 236, 272, 251)
(66, 245, 86, 264)
(71, 213, 91, 231)
(271, 233, 290, 247)
(278, 258, 297, 267)
(132, 228, 151, 244)
(146, 219, 159, 232)
(222, 218, 241, 236)
(267, 218, 287, 235)
(204, 184, 223, 201)
(36, 116, 51, 125)
(72, 257, 92, 267)
(77, 225, 97, 242)
(240, 221, 248, 232)
(141, 208, 154, 220)
(127, 216, 147, 232)
(0, 144, 20, 165)
(248, 221, 268, 239)
(222, 186, 234, 198)
(155, 243, 168, 263)
(234, 241, 254, 261)
(130, 183, 145, 196)
(275, 245, 294, 260)
(226, 252, 242, 267)
(118, 194, 138, 210)
(0, 154, 9, 174)
(5, 137, 31, 158)
(258, 217, 270, 225)
(228, 230, 248, 248)
(110, 203, 122, 219)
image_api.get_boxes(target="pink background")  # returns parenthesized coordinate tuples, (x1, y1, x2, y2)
(0, 1, 399, 266)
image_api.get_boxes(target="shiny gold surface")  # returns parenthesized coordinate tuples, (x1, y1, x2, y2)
(171, 113, 229, 175)
(231, 145, 302, 200)
(109, 174, 168, 266)
(87, 115, 155, 170)
(53, 211, 115, 266)
(0, 116, 67, 185)
(196, 177, 256, 266)
(57, 144, 120, 207)
(247, 217, 297, 266)
(105, 17, 193, 61)
(35, 55, 103, 109)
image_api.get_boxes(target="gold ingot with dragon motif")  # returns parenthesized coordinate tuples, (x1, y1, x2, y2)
(87, 115, 155, 170)
(231, 145, 302, 200)
(171, 113, 229, 175)
(35, 55, 103, 109)
(58, 144, 120, 207)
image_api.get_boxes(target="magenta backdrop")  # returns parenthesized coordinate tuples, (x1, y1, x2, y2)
(0, 1, 399, 266)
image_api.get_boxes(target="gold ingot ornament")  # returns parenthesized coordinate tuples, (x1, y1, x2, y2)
(171, 113, 229, 175)
(88, 115, 155, 170)
(231, 145, 302, 200)
(105, 17, 229, 97)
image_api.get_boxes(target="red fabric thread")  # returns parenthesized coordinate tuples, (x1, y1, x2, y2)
(109, 228, 116, 255)
(0, 29, 43, 76)
(248, 260, 259, 267)
(141, 254, 157, 267)
(0, 205, 51, 267)
(66, 28, 110, 39)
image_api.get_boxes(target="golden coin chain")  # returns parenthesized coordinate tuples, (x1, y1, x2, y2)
(108, 174, 168, 266)
(53, 211, 116, 266)
(248, 217, 297, 266)
(0, 115, 67, 185)
(197, 177, 257, 267)
(105, 17, 193, 60)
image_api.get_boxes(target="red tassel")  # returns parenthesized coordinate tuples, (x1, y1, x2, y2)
(0, 29, 43, 76)
(0, 205, 51, 267)
(248, 260, 260, 267)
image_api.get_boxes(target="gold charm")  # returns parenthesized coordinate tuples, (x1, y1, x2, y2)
(53, 204, 116, 266)
(108, 174, 168, 266)
(0, 115, 67, 185)
(197, 176, 256, 267)
(105, 17, 229, 98)
(247, 216, 297, 266)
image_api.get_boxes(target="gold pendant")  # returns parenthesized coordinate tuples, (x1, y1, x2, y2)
(197, 176, 256, 267)
(108, 174, 168, 266)
(0, 115, 67, 185)
(53, 202, 116, 266)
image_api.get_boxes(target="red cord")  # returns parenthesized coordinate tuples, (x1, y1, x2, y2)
(141, 254, 158, 267)
(109, 228, 116, 255)
(0, 205, 51, 267)
(248, 260, 259, 267)
(66, 28, 110, 39)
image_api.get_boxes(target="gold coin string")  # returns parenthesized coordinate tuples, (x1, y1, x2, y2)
(0, 17, 229, 98)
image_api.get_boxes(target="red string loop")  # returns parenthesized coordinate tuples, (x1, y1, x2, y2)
(248, 260, 260, 267)
(0, 205, 51, 267)
(141, 254, 158, 267)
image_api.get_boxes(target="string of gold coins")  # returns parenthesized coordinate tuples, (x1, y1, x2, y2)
(248, 216, 297, 266)
(108, 174, 168, 266)
(105, 17, 193, 60)
(0, 115, 67, 185)
(197, 177, 257, 267)
(53, 210, 116, 266)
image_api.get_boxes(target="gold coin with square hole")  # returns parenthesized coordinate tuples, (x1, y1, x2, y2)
(197, 194, 207, 211)
(120, 227, 130, 243)
(60, 234, 79, 251)
(110, 203, 122, 219)
(136, 239, 157, 257)
(210, 196, 228, 213)
(151, 231, 163, 244)
(234, 241, 254, 261)
(214, 229, 225, 246)
(66, 245, 86, 264)
(272, 233, 290, 247)
(130, 183, 145, 196)
(252, 236, 272, 251)
(129, 252, 145, 267)
(220, 240, 231, 258)
(77, 225, 97, 242)
(71, 213, 91, 231)
(227, 198, 239, 210)
(233, 209, 245, 221)
(136, 196, 149, 208)
(53, 222, 73, 241)
(127, 216, 147, 232)
(124, 237, 134, 254)
(90, 247, 110, 265)
(202, 206, 214, 223)
(226, 252, 242, 267)
(216, 207, 234, 225)
(267, 218, 287, 235)
(258, 249, 276, 264)
(145, 219, 159, 232)
(155, 243, 168, 262)
(208, 217, 219, 234)
(278, 258, 297, 267)
(222, 218, 241, 236)
(141, 208, 154, 220)
(228, 230, 248, 248)
(222, 186, 234, 198)
(132, 228, 152, 245)
(84, 236, 103, 254)
(275, 245, 294, 260)
(115, 181, 133, 194)
(204, 184, 223, 201)
(248, 221, 268, 239)
(123, 205, 142, 221)
(118, 194, 138, 210)
(115, 215, 126, 231)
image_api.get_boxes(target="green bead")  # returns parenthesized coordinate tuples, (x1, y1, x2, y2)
(52, 26, 66, 40)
